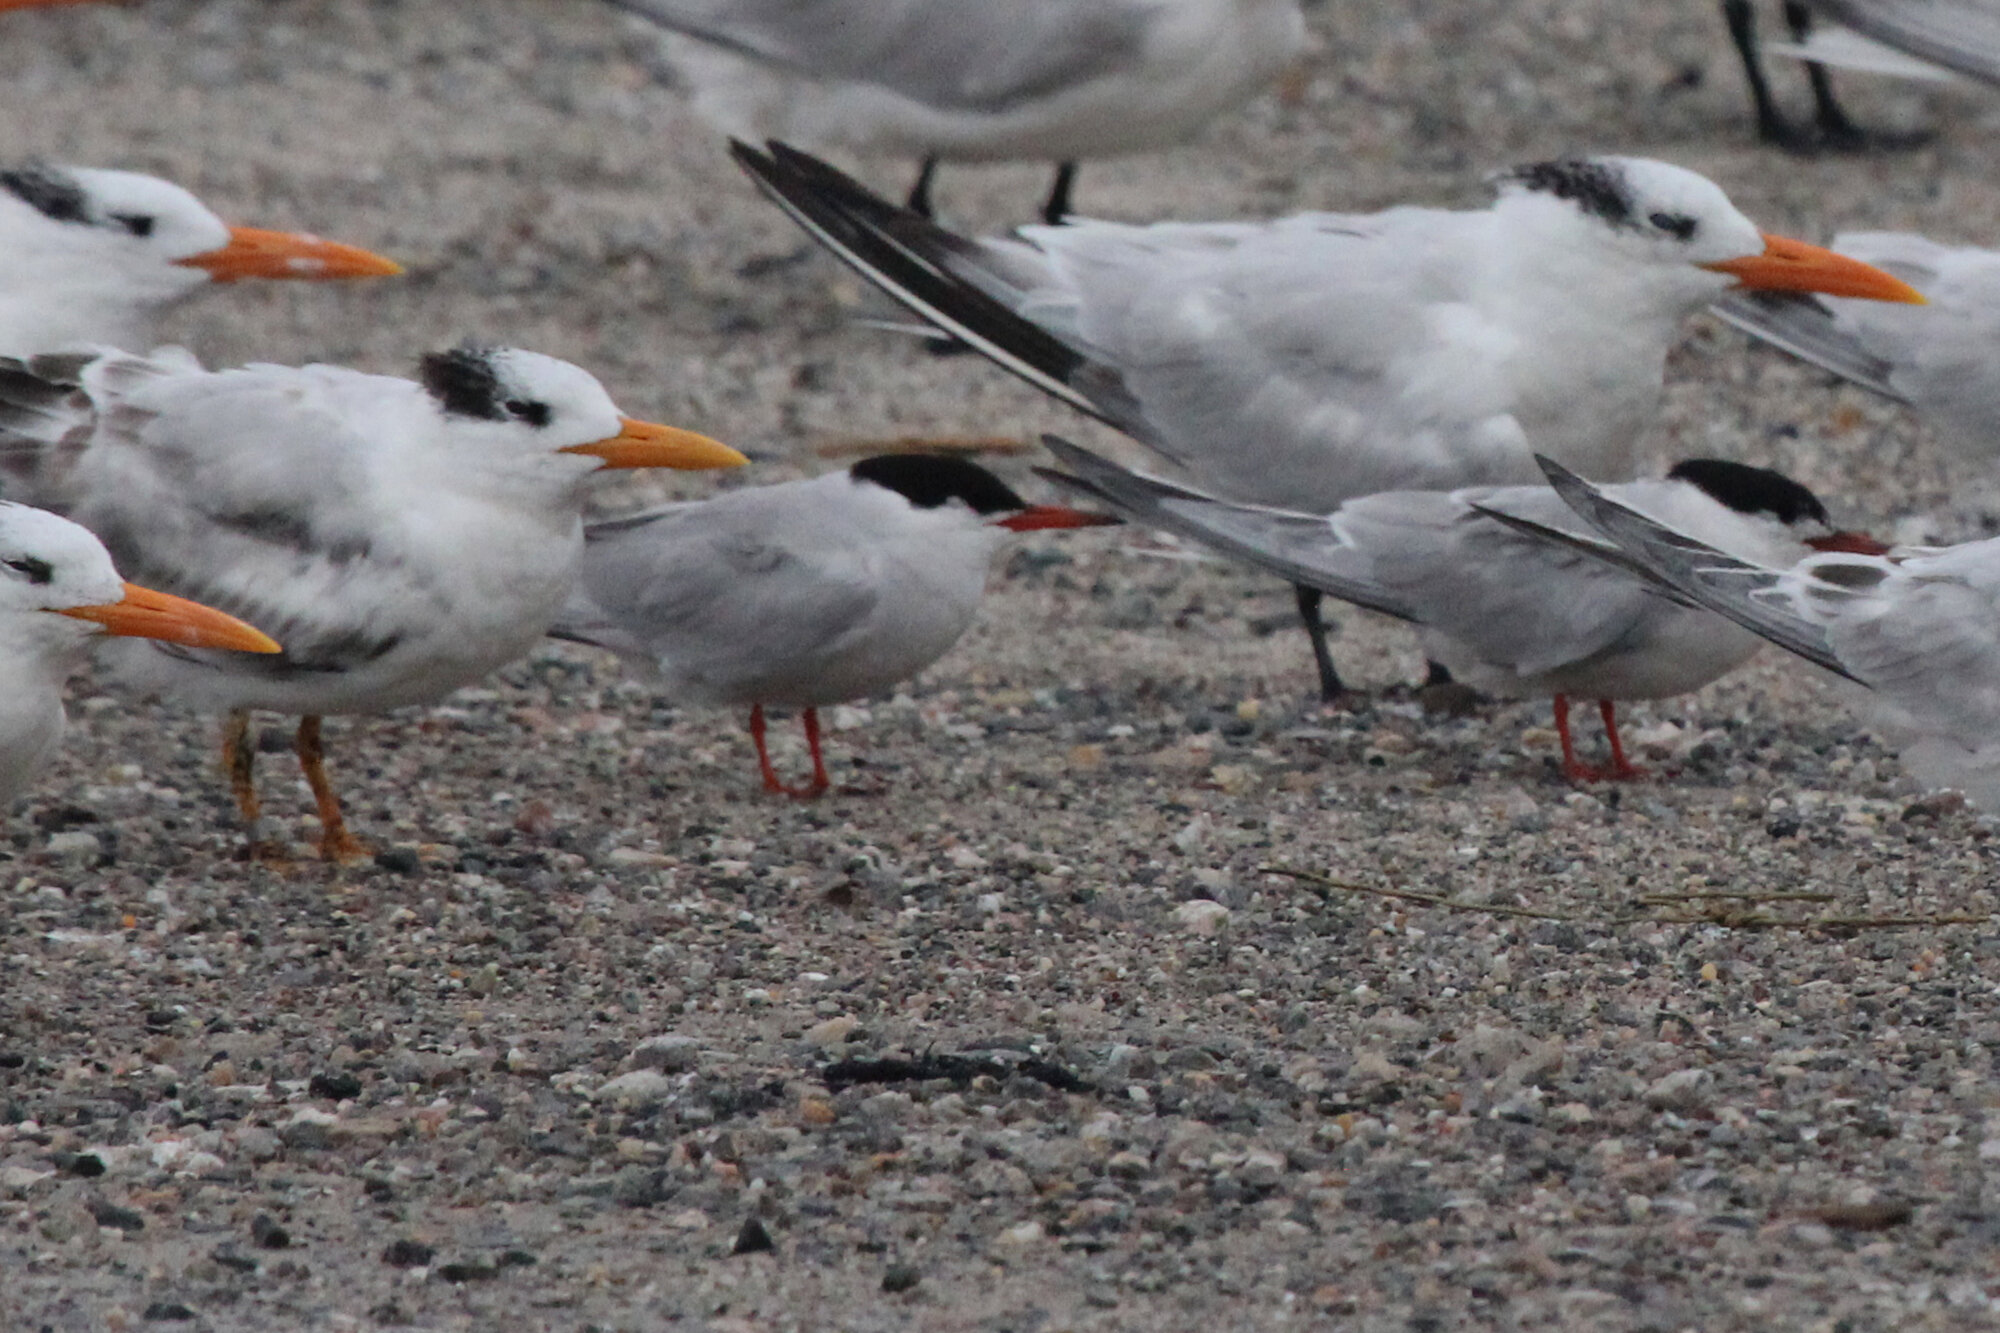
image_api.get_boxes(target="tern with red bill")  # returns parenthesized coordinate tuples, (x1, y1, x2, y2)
(1043, 436, 1882, 782)
(733, 142, 1925, 703)
(0, 163, 400, 355)
(1532, 455, 2000, 811)
(0, 501, 279, 809)
(551, 453, 1116, 797)
(0, 344, 746, 860)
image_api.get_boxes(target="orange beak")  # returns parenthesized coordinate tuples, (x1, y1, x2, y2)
(996, 505, 1122, 532)
(58, 582, 280, 654)
(175, 225, 403, 283)
(560, 417, 748, 471)
(1704, 234, 1926, 303)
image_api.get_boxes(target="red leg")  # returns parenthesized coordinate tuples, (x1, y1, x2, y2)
(749, 703, 787, 794)
(1555, 694, 1608, 782)
(799, 707, 831, 798)
(1599, 700, 1645, 780)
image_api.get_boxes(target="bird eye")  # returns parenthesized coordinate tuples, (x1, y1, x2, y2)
(1648, 211, 1696, 241)
(504, 399, 551, 427)
(111, 213, 156, 238)
(6, 556, 53, 585)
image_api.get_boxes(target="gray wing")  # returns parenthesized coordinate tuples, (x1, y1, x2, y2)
(556, 499, 883, 695)
(1708, 291, 1909, 403)
(1534, 457, 1857, 680)
(609, 0, 1152, 110)
(1036, 436, 1418, 622)
(1812, 0, 2000, 86)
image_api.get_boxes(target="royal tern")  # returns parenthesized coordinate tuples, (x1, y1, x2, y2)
(0, 502, 279, 809)
(0, 345, 746, 860)
(1712, 231, 2000, 460)
(1803, 0, 2000, 86)
(1529, 455, 2000, 809)
(0, 163, 401, 356)
(733, 140, 1925, 699)
(611, 0, 1306, 223)
(551, 453, 1115, 797)
(1723, 1, 1901, 151)
(1042, 436, 1876, 780)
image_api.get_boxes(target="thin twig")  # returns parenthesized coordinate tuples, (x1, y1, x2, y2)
(1635, 891, 1836, 905)
(1261, 865, 1580, 922)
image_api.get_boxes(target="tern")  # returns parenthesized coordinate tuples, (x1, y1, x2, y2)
(1042, 437, 1882, 780)
(1529, 455, 2000, 810)
(1713, 230, 2000, 461)
(610, 0, 1306, 223)
(551, 452, 1116, 797)
(0, 344, 746, 860)
(0, 162, 401, 355)
(0, 502, 279, 810)
(733, 140, 1926, 700)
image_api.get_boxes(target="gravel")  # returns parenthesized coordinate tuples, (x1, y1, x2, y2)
(7, 0, 2000, 1329)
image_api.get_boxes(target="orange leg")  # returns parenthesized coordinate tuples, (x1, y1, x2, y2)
(748, 704, 830, 799)
(1599, 700, 1644, 780)
(295, 716, 370, 863)
(220, 710, 289, 863)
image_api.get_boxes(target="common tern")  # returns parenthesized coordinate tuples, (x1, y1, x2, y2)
(0, 502, 279, 810)
(551, 453, 1115, 797)
(0, 163, 401, 355)
(1042, 437, 1879, 780)
(1713, 231, 2000, 460)
(0, 345, 746, 860)
(733, 140, 1925, 699)
(610, 0, 1305, 223)
(1529, 456, 2000, 809)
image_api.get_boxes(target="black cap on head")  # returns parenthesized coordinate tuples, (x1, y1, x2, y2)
(418, 345, 508, 422)
(0, 164, 87, 225)
(1667, 458, 1829, 528)
(1498, 159, 1635, 230)
(850, 453, 1025, 515)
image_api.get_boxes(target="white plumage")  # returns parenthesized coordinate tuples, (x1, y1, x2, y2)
(0, 163, 399, 356)
(0, 344, 744, 857)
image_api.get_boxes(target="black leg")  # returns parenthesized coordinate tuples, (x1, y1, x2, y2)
(1294, 584, 1345, 702)
(1784, 0, 1866, 145)
(1722, 0, 1803, 148)
(1041, 161, 1079, 225)
(906, 157, 940, 219)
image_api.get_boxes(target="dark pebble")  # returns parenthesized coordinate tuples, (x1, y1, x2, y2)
(882, 1264, 921, 1294)
(142, 1302, 196, 1322)
(212, 1247, 257, 1274)
(381, 1238, 435, 1267)
(732, 1217, 776, 1255)
(89, 1201, 145, 1232)
(61, 1152, 105, 1178)
(374, 846, 421, 874)
(308, 1071, 363, 1100)
(435, 1261, 499, 1283)
(497, 1249, 537, 1269)
(251, 1213, 291, 1249)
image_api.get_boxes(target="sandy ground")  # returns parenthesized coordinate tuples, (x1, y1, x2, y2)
(8, 1, 2000, 1329)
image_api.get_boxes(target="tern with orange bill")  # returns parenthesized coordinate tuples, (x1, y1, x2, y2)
(0, 502, 279, 809)
(551, 453, 1116, 797)
(0, 163, 400, 355)
(0, 344, 746, 860)
(733, 142, 1927, 702)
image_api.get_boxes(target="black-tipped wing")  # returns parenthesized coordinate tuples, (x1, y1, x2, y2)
(1534, 456, 1857, 680)
(1036, 435, 1418, 622)
(730, 141, 1157, 445)
(1709, 291, 1909, 404)
(1813, 0, 2000, 86)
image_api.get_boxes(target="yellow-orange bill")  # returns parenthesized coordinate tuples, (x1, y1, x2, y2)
(1704, 234, 1927, 304)
(997, 505, 1122, 532)
(175, 225, 403, 283)
(59, 582, 281, 654)
(562, 417, 749, 471)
